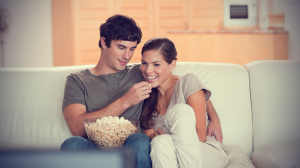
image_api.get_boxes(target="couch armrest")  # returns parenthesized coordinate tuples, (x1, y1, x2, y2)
(252, 141, 300, 168)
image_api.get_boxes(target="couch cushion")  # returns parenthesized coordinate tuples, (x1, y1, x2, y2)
(252, 141, 300, 168)
(227, 145, 255, 168)
(0, 65, 95, 150)
(173, 62, 253, 157)
(245, 60, 300, 150)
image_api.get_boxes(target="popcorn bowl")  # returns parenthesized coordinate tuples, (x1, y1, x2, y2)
(84, 116, 139, 150)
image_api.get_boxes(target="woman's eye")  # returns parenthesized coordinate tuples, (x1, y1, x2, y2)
(141, 62, 146, 65)
(154, 64, 160, 66)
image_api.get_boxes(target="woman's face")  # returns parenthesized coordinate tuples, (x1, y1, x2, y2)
(141, 50, 175, 88)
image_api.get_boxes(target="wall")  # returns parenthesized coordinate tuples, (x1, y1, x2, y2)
(0, 0, 297, 67)
(168, 31, 287, 65)
(52, 0, 224, 66)
(285, 0, 300, 61)
(0, 0, 53, 67)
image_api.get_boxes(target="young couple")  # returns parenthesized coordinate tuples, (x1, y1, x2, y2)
(61, 14, 228, 168)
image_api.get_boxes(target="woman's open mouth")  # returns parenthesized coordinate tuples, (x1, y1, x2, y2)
(146, 76, 157, 82)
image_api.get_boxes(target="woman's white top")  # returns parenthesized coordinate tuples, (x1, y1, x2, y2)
(153, 73, 211, 134)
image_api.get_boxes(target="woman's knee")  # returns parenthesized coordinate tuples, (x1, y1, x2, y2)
(150, 134, 175, 156)
(167, 104, 195, 122)
(151, 134, 173, 150)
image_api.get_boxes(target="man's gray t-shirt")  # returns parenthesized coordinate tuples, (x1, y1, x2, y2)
(62, 64, 145, 120)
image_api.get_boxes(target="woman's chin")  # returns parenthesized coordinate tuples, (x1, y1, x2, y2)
(151, 85, 158, 88)
(151, 83, 160, 88)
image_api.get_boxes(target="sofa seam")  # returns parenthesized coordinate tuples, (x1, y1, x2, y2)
(244, 65, 254, 158)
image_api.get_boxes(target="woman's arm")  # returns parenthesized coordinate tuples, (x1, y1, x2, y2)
(187, 89, 207, 142)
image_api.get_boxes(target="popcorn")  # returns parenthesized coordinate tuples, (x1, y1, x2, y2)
(84, 116, 138, 150)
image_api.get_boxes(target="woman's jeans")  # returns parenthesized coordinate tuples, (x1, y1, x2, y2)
(61, 133, 151, 168)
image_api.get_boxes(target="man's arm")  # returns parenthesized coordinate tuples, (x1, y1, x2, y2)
(63, 81, 152, 138)
(206, 99, 223, 142)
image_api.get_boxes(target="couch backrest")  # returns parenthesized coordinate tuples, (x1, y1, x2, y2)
(0, 65, 94, 149)
(174, 62, 253, 157)
(0, 62, 253, 157)
(245, 60, 300, 150)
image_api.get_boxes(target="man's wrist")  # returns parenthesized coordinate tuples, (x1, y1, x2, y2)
(209, 116, 220, 124)
(119, 96, 131, 110)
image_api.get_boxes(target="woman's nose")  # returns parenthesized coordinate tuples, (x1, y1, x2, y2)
(145, 65, 152, 73)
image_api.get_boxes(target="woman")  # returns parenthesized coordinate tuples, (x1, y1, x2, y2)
(140, 37, 228, 168)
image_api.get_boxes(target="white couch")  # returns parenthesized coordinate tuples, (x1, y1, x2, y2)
(0, 60, 299, 168)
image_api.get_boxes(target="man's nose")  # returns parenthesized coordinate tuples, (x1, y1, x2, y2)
(122, 49, 131, 60)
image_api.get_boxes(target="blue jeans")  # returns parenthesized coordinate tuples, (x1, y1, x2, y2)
(60, 133, 151, 168)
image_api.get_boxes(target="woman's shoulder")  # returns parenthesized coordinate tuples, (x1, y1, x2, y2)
(177, 73, 211, 101)
(179, 73, 200, 83)
(174, 73, 203, 92)
(183, 72, 198, 78)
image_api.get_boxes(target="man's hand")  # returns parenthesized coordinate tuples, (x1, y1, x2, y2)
(122, 81, 152, 107)
(207, 120, 223, 143)
(206, 99, 223, 143)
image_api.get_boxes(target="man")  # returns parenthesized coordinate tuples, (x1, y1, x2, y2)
(60, 14, 223, 168)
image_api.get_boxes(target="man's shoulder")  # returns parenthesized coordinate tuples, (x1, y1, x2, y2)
(123, 64, 144, 81)
(125, 64, 142, 74)
(126, 63, 141, 71)
(68, 69, 89, 77)
(66, 69, 89, 83)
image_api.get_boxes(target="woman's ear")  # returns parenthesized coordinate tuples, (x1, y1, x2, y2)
(100, 37, 107, 49)
(171, 60, 176, 72)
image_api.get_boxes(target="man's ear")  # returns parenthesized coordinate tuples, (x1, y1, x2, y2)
(171, 60, 176, 72)
(100, 37, 107, 49)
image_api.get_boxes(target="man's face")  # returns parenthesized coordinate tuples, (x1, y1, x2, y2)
(103, 39, 138, 73)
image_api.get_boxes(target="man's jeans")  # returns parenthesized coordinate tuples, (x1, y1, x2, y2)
(61, 133, 151, 168)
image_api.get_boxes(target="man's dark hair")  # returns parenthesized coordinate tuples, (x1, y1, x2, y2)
(99, 14, 142, 48)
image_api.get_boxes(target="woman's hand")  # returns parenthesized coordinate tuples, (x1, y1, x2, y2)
(149, 128, 165, 139)
(153, 128, 165, 137)
(144, 128, 165, 140)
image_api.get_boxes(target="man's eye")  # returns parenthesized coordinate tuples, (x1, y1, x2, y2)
(130, 48, 136, 51)
(154, 64, 160, 66)
(118, 47, 125, 49)
(141, 62, 147, 65)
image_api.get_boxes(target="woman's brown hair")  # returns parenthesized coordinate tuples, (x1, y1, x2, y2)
(140, 37, 177, 130)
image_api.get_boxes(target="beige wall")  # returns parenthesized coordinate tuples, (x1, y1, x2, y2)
(52, 0, 287, 66)
(52, 0, 225, 65)
(0, 0, 53, 67)
(168, 32, 287, 65)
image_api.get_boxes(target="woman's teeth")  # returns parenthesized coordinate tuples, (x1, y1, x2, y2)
(147, 76, 157, 80)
